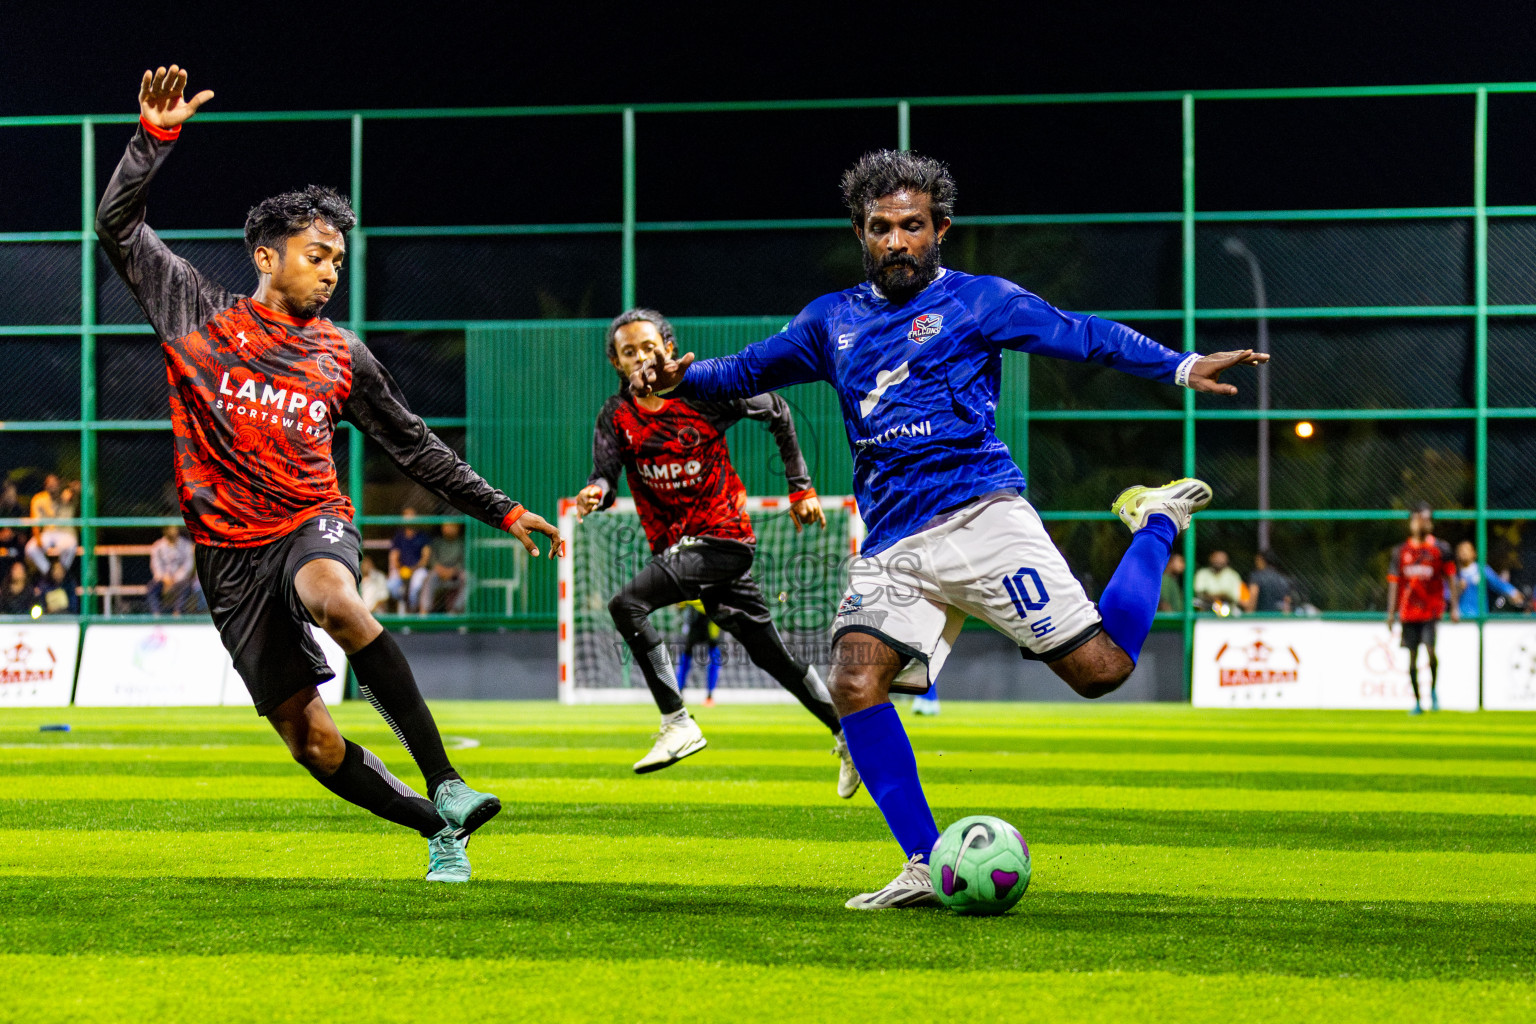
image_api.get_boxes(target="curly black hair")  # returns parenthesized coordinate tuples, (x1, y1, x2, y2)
(840, 150, 958, 227)
(243, 185, 356, 257)
(605, 307, 677, 364)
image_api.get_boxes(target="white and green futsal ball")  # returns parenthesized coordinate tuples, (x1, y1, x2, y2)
(932, 815, 1031, 915)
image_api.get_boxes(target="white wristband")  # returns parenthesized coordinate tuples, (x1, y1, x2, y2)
(1174, 353, 1201, 388)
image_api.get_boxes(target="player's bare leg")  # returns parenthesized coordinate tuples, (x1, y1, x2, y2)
(829, 634, 942, 909)
(295, 558, 502, 838)
(267, 685, 469, 882)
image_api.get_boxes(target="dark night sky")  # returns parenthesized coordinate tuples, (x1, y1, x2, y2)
(6, 1, 1536, 228)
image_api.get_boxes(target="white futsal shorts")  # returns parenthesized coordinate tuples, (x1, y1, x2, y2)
(832, 491, 1103, 694)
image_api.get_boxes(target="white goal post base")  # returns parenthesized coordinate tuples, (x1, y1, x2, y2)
(557, 494, 863, 705)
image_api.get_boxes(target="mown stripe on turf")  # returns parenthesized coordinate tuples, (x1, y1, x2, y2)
(1, 955, 1535, 1024)
(2, 800, 1532, 853)
(3, 830, 1534, 903)
(13, 744, 1536, 781)
(2, 884, 1534, 981)
(15, 773, 1536, 817)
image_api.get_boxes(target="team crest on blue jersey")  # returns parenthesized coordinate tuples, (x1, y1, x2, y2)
(908, 313, 944, 344)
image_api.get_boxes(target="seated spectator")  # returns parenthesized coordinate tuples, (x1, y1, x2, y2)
(387, 507, 432, 614)
(420, 520, 468, 614)
(1194, 549, 1244, 611)
(0, 526, 24, 581)
(0, 562, 34, 616)
(38, 560, 77, 615)
(1455, 540, 1525, 617)
(0, 481, 23, 519)
(148, 524, 201, 615)
(358, 555, 390, 614)
(1159, 552, 1185, 613)
(1244, 549, 1294, 614)
(25, 474, 77, 576)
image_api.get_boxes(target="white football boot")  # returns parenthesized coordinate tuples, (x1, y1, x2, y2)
(1112, 477, 1213, 534)
(832, 732, 862, 799)
(910, 693, 942, 716)
(845, 853, 944, 910)
(633, 714, 708, 774)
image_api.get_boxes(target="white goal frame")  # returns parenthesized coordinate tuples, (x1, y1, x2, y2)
(557, 494, 864, 704)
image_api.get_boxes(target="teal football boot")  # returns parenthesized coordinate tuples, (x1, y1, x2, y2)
(434, 779, 502, 839)
(425, 825, 471, 882)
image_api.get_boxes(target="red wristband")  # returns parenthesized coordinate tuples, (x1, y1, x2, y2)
(500, 506, 527, 532)
(789, 488, 817, 503)
(139, 116, 182, 142)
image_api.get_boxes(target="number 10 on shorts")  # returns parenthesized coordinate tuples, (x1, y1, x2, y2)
(1003, 567, 1055, 638)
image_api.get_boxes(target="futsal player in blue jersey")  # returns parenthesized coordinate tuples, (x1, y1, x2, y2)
(633, 150, 1267, 909)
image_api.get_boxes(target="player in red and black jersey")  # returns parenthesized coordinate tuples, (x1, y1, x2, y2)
(96, 66, 563, 881)
(1387, 502, 1461, 714)
(576, 309, 860, 796)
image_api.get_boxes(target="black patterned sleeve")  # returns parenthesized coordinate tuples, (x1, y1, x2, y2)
(95, 122, 238, 341)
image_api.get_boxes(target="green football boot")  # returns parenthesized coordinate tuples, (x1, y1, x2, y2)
(425, 825, 471, 883)
(433, 779, 502, 839)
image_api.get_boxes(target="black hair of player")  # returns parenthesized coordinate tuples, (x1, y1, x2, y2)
(243, 185, 356, 258)
(606, 308, 677, 366)
(840, 150, 958, 228)
(1410, 501, 1434, 517)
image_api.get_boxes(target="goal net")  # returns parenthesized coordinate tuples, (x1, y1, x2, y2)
(558, 495, 864, 703)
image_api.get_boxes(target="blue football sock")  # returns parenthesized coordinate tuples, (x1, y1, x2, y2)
(706, 646, 721, 696)
(841, 702, 940, 859)
(676, 651, 692, 690)
(1098, 512, 1178, 664)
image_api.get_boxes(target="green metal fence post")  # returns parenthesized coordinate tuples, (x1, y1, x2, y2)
(1181, 94, 1197, 698)
(346, 114, 366, 699)
(348, 114, 367, 519)
(622, 108, 636, 308)
(1473, 88, 1490, 706)
(79, 118, 97, 622)
(897, 100, 910, 151)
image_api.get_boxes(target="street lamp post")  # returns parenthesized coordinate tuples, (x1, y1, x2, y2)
(1223, 237, 1272, 552)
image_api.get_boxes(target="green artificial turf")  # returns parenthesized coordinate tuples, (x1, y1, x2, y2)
(1, 701, 1534, 1022)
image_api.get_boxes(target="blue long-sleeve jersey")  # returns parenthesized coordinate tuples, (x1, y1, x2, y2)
(671, 268, 1198, 555)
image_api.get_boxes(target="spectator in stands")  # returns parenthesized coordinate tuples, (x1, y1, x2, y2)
(37, 560, 76, 615)
(387, 507, 432, 614)
(420, 520, 468, 614)
(1159, 552, 1185, 613)
(1194, 549, 1244, 612)
(1455, 540, 1525, 617)
(25, 474, 77, 576)
(0, 481, 23, 520)
(358, 555, 390, 614)
(0, 562, 34, 616)
(148, 524, 200, 615)
(0, 526, 24, 582)
(1244, 549, 1294, 614)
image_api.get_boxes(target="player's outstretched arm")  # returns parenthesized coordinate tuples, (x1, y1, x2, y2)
(576, 401, 626, 521)
(96, 65, 231, 342)
(343, 340, 564, 557)
(739, 395, 825, 533)
(632, 310, 830, 400)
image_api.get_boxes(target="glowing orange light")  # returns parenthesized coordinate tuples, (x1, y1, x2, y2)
(1295, 421, 1315, 439)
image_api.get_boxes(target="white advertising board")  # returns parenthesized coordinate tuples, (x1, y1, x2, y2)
(218, 624, 345, 708)
(1480, 621, 1536, 711)
(75, 624, 231, 707)
(1192, 619, 1479, 711)
(0, 624, 80, 707)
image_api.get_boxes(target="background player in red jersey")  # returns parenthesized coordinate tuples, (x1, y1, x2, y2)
(1386, 502, 1461, 714)
(576, 309, 860, 796)
(97, 66, 563, 881)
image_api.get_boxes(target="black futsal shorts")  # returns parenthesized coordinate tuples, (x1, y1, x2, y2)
(1400, 619, 1438, 650)
(646, 536, 774, 631)
(195, 514, 362, 716)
